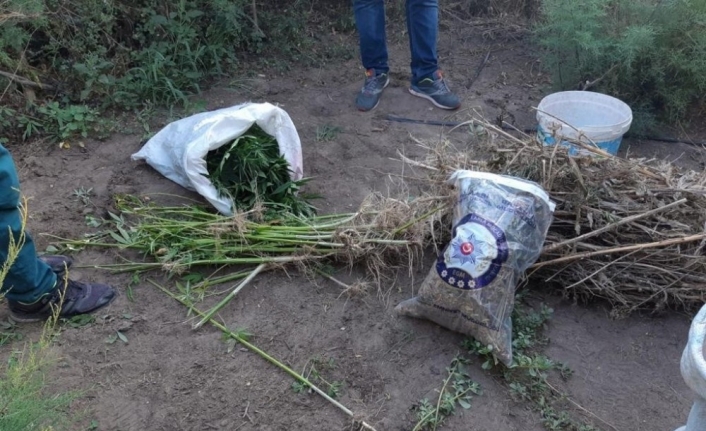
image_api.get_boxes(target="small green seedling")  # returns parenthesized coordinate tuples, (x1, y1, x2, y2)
(316, 124, 342, 142)
(73, 187, 93, 206)
(412, 356, 481, 431)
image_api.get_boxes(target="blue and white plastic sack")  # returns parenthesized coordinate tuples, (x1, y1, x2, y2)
(131, 102, 303, 215)
(396, 170, 555, 366)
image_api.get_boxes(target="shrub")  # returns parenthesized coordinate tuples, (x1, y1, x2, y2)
(1, 0, 258, 106)
(535, 0, 706, 131)
(0, 0, 326, 142)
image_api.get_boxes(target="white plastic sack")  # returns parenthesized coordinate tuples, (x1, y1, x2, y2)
(131, 102, 303, 215)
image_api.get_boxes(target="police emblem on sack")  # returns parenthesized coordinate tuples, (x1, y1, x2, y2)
(436, 213, 509, 289)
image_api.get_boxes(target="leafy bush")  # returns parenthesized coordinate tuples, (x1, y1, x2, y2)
(535, 0, 706, 130)
(1, 0, 259, 106)
(0, 0, 327, 142)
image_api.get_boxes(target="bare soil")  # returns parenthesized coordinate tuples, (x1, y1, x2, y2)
(1, 12, 700, 431)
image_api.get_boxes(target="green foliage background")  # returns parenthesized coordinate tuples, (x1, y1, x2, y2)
(1, 0, 705, 142)
(3, 1, 244, 105)
(536, 0, 706, 132)
(0, 0, 336, 142)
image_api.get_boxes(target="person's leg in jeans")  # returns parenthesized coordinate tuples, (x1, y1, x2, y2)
(353, 0, 391, 111)
(0, 144, 117, 322)
(406, 0, 438, 83)
(0, 144, 57, 304)
(406, 0, 461, 109)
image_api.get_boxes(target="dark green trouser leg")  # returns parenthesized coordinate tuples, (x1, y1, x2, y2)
(0, 144, 56, 303)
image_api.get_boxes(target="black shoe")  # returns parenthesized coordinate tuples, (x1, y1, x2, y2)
(8, 278, 116, 323)
(40, 255, 73, 274)
(355, 69, 390, 112)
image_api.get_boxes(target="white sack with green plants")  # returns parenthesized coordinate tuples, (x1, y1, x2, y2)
(131, 102, 304, 216)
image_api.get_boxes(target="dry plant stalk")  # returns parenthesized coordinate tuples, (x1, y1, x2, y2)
(407, 118, 706, 315)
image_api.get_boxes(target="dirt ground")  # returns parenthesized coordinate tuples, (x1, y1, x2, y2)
(2, 11, 703, 431)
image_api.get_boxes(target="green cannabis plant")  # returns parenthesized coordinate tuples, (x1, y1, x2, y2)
(205, 125, 316, 217)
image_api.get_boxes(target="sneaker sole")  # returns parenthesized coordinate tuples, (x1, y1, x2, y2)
(357, 77, 391, 112)
(8, 289, 117, 324)
(408, 88, 461, 110)
(8, 312, 47, 324)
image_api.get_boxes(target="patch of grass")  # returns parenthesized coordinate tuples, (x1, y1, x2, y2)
(62, 314, 95, 329)
(0, 0, 357, 144)
(315, 124, 342, 142)
(0, 318, 21, 346)
(0, 335, 78, 430)
(72, 187, 93, 206)
(291, 354, 344, 400)
(36, 103, 103, 142)
(412, 356, 481, 431)
(465, 296, 602, 431)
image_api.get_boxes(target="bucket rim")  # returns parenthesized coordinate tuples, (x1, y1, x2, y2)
(537, 91, 633, 132)
(538, 91, 632, 114)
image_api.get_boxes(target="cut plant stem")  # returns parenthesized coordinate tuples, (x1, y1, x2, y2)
(541, 198, 687, 253)
(532, 233, 706, 269)
(150, 280, 378, 431)
(192, 269, 254, 290)
(193, 263, 268, 329)
(433, 361, 457, 431)
(412, 386, 476, 431)
(392, 206, 446, 236)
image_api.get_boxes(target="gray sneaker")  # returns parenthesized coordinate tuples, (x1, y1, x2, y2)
(409, 71, 461, 110)
(355, 69, 390, 112)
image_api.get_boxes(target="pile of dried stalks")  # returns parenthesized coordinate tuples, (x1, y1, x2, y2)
(404, 119, 706, 315)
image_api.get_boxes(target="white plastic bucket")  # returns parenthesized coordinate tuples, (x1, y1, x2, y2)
(536, 91, 633, 156)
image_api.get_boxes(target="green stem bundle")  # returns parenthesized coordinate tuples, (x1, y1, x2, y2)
(62, 196, 432, 277)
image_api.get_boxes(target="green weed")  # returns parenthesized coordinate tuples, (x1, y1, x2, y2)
(0, 106, 16, 143)
(126, 272, 142, 302)
(292, 355, 344, 400)
(412, 356, 481, 431)
(1, 0, 359, 143)
(73, 187, 93, 206)
(0, 340, 78, 430)
(36, 103, 101, 141)
(465, 297, 600, 431)
(315, 124, 342, 142)
(0, 318, 22, 347)
(16, 115, 43, 142)
(221, 328, 253, 354)
(105, 330, 128, 345)
(62, 314, 96, 329)
(85, 215, 102, 228)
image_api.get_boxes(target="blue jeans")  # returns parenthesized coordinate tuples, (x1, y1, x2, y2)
(0, 144, 56, 303)
(353, 0, 439, 84)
